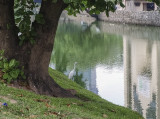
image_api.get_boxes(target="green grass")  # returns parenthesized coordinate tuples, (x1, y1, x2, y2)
(0, 68, 143, 119)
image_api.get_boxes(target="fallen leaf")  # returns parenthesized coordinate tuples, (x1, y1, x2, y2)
(26, 107, 29, 111)
(30, 115, 38, 118)
(72, 102, 77, 105)
(103, 114, 108, 118)
(67, 104, 71, 107)
(17, 94, 23, 97)
(53, 112, 58, 115)
(45, 103, 51, 108)
(108, 109, 116, 113)
(44, 112, 48, 115)
(34, 99, 49, 103)
(48, 111, 58, 116)
(78, 104, 84, 106)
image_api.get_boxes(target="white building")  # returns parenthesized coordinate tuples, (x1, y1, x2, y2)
(123, 0, 158, 11)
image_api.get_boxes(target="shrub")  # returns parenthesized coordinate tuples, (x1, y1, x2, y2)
(0, 50, 26, 83)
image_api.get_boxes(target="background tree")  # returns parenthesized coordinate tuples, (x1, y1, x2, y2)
(0, 0, 158, 97)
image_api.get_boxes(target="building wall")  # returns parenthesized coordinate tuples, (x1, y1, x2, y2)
(124, 1, 158, 11)
(98, 10, 160, 27)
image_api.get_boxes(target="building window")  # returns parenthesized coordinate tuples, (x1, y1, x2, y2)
(147, 3, 155, 11)
(143, 3, 155, 11)
(134, 2, 140, 6)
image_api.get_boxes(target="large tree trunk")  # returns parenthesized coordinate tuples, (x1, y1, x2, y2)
(0, 0, 75, 98)
(0, 0, 18, 58)
(27, 0, 74, 97)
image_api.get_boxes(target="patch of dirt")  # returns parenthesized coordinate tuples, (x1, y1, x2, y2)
(0, 69, 32, 92)
(0, 96, 17, 104)
(8, 80, 33, 93)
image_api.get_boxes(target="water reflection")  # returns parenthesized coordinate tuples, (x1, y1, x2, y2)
(50, 20, 123, 104)
(133, 85, 143, 115)
(50, 21, 123, 70)
(73, 68, 86, 88)
(117, 24, 160, 119)
(123, 38, 160, 119)
(50, 19, 160, 119)
(146, 93, 156, 119)
(97, 21, 160, 118)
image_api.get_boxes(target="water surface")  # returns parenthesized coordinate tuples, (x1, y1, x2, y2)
(50, 20, 160, 119)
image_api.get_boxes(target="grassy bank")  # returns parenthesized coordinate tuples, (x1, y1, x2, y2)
(0, 68, 143, 119)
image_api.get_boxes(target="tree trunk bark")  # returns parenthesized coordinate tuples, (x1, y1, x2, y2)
(0, 0, 18, 58)
(0, 0, 75, 98)
(27, 0, 74, 97)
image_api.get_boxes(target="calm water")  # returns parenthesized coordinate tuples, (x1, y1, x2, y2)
(50, 20, 160, 119)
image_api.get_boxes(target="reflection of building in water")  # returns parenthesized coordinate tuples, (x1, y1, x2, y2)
(98, 22, 160, 118)
(81, 68, 98, 94)
(124, 36, 160, 119)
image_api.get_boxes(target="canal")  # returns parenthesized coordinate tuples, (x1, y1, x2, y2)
(50, 20, 160, 119)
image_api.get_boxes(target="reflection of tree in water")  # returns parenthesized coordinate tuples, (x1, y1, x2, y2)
(133, 85, 143, 115)
(73, 68, 86, 88)
(51, 46, 68, 73)
(51, 21, 123, 70)
(146, 93, 156, 119)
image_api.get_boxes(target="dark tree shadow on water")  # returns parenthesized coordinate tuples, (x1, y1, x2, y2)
(146, 93, 156, 119)
(73, 68, 86, 88)
(133, 85, 143, 115)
